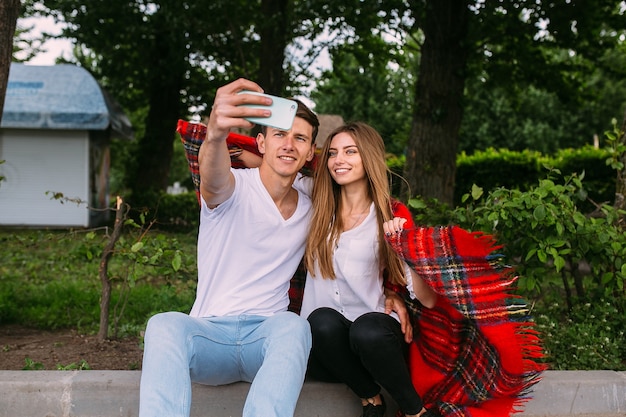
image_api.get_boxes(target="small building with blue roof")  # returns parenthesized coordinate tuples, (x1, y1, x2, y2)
(0, 63, 133, 227)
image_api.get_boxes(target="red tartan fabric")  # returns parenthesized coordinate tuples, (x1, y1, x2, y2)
(386, 226, 546, 417)
(176, 120, 261, 204)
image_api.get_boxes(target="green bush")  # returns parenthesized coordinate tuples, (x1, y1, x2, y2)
(455, 148, 544, 203)
(0, 229, 197, 335)
(536, 299, 626, 370)
(409, 168, 626, 370)
(154, 191, 200, 231)
(551, 146, 616, 211)
(454, 147, 614, 210)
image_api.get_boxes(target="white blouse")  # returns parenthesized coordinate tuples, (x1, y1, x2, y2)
(300, 203, 400, 322)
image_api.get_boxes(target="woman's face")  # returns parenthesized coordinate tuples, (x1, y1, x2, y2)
(327, 132, 366, 186)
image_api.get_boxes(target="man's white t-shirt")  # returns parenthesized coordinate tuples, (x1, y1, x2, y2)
(189, 168, 313, 318)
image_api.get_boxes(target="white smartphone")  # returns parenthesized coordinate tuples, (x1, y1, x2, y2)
(237, 90, 297, 131)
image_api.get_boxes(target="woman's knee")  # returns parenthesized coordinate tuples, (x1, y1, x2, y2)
(350, 312, 398, 347)
(308, 308, 349, 349)
(307, 307, 344, 333)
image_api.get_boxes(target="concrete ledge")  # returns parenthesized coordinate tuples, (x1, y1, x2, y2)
(0, 370, 624, 417)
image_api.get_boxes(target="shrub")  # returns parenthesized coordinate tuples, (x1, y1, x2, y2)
(408, 169, 626, 370)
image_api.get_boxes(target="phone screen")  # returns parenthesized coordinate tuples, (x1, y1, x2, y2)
(238, 91, 297, 131)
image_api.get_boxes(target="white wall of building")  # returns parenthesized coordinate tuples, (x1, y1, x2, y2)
(0, 129, 90, 227)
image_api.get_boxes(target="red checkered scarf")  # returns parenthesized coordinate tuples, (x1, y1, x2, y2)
(176, 119, 545, 416)
(385, 226, 546, 417)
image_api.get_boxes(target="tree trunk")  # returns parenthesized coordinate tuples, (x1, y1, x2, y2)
(128, 20, 186, 203)
(0, 0, 21, 124)
(258, 0, 289, 95)
(98, 196, 127, 341)
(402, 0, 470, 206)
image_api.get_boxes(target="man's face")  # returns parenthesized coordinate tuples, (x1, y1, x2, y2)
(257, 117, 315, 177)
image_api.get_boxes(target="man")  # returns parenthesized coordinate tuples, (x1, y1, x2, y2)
(139, 78, 319, 417)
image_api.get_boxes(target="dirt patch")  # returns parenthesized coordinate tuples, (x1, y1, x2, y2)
(0, 325, 143, 370)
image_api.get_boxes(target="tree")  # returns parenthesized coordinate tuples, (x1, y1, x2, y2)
(402, 1, 469, 205)
(400, 0, 626, 205)
(312, 1, 626, 205)
(0, 0, 21, 125)
(23, 0, 258, 206)
(312, 51, 415, 155)
(24, 0, 626, 209)
(459, 34, 626, 155)
(23, 0, 354, 206)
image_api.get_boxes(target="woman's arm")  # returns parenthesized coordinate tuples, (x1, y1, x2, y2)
(408, 268, 438, 309)
(383, 218, 438, 309)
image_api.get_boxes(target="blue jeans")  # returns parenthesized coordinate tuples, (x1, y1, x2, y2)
(139, 311, 312, 417)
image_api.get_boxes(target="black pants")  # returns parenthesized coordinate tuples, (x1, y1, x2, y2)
(306, 307, 424, 415)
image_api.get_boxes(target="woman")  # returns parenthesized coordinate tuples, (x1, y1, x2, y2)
(300, 121, 439, 417)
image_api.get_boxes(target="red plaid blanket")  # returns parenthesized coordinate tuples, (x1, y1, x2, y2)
(176, 120, 261, 204)
(386, 227, 546, 417)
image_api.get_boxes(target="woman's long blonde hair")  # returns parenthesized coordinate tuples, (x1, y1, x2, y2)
(304, 121, 406, 286)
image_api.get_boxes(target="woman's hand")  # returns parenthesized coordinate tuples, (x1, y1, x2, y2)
(383, 217, 407, 237)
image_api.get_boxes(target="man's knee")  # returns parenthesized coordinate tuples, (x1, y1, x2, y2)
(145, 311, 188, 342)
(269, 312, 312, 349)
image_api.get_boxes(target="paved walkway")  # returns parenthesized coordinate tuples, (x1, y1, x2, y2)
(1, 370, 625, 416)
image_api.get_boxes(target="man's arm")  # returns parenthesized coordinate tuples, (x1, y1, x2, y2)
(199, 78, 271, 207)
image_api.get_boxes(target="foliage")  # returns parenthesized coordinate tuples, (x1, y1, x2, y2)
(454, 146, 615, 210)
(17, 1, 626, 208)
(536, 299, 626, 370)
(552, 146, 617, 211)
(314, 0, 626, 205)
(604, 117, 626, 211)
(460, 85, 586, 154)
(0, 229, 197, 335)
(408, 167, 626, 370)
(455, 148, 545, 203)
(453, 172, 626, 301)
(11, 24, 40, 63)
(22, 358, 45, 370)
(97, 204, 197, 339)
(22, 357, 92, 370)
(459, 40, 626, 155)
(17, 0, 409, 205)
(151, 191, 200, 232)
(312, 45, 415, 155)
(56, 359, 91, 370)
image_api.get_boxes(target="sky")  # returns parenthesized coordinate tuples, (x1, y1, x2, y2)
(15, 16, 73, 65)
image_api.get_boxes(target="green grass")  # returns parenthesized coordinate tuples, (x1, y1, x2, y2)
(2, 228, 625, 370)
(0, 228, 197, 335)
